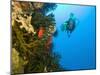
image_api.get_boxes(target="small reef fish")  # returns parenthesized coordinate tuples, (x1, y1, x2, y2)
(38, 27, 45, 38)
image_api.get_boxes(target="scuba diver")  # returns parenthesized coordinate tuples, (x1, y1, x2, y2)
(61, 13, 79, 37)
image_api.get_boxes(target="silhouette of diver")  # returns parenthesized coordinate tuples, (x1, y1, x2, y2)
(61, 13, 78, 37)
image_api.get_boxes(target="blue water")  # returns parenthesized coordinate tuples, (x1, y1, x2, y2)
(52, 4, 96, 70)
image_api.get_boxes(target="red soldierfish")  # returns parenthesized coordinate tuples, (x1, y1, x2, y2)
(38, 27, 45, 38)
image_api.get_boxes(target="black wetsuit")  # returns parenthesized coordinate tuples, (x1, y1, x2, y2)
(66, 18, 76, 33)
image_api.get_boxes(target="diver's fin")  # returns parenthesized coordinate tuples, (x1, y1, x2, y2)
(67, 31, 71, 38)
(68, 34, 71, 38)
